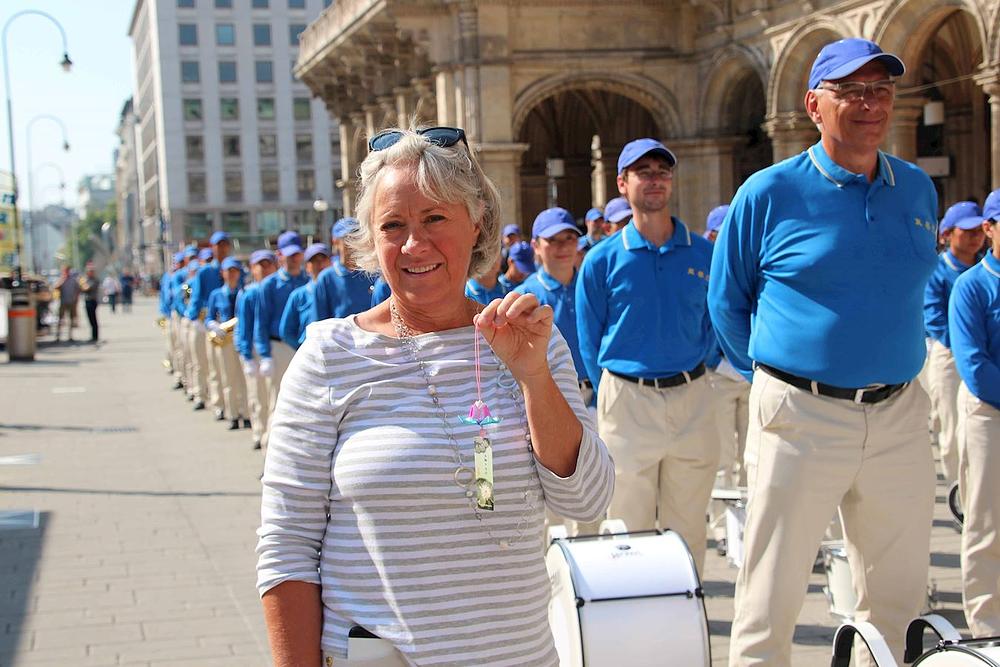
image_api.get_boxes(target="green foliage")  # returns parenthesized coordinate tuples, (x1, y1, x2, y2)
(64, 202, 117, 269)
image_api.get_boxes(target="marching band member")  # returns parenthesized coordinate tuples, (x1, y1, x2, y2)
(236, 250, 277, 451)
(176, 249, 199, 401)
(206, 257, 248, 431)
(949, 189, 1000, 637)
(580, 206, 606, 251)
(465, 253, 508, 305)
(279, 243, 331, 349)
(314, 218, 373, 319)
(602, 196, 633, 235)
(186, 233, 231, 416)
(160, 253, 180, 384)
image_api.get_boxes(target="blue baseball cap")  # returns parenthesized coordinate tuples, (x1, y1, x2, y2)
(532, 207, 581, 240)
(277, 231, 303, 249)
(304, 243, 331, 262)
(198, 248, 213, 261)
(618, 138, 677, 174)
(210, 230, 231, 245)
(604, 197, 633, 225)
(808, 38, 904, 90)
(585, 207, 603, 223)
(940, 201, 983, 233)
(502, 223, 521, 238)
(508, 241, 535, 274)
(184, 245, 198, 259)
(173, 251, 185, 264)
(705, 205, 730, 235)
(578, 236, 592, 252)
(249, 249, 276, 266)
(984, 189, 1000, 221)
(187, 260, 200, 271)
(221, 257, 242, 272)
(331, 217, 358, 240)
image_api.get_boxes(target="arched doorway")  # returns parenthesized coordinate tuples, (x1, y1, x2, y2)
(726, 72, 773, 186)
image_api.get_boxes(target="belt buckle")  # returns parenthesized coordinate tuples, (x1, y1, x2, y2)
(640, 377, 654, 388)
(854, 388, 867, 404)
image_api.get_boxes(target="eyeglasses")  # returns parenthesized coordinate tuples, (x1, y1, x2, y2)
(817, 79, 896, 104)
(630, 167, 674, 181)
(368, 127, 469, 152)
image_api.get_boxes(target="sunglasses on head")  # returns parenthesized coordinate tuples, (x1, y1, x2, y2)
(368, 127, 468, 152)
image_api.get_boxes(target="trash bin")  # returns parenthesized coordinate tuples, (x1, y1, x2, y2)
(7, 286, 37, 362)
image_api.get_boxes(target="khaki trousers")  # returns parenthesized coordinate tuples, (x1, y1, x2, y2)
(598, 370, 719, 575)
(185, 320, 209, 403)
(205, 335, 225, 414)
(711, 370, 751, 488)
(928, 340, 961, 484)
(244, 362, 268, 445)
(213, 342, 248, 420)
(730, 371, 935, 667)
(170, 313, 186, 384)
(958, 383, 1000, 637)
(262, 341, 296, 450)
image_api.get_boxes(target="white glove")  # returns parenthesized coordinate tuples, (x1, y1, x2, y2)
(208, 321, 225, 336)
(193, 319, 207, 333)
(241, 358, 259, 377)
(258, 357, 274, 377)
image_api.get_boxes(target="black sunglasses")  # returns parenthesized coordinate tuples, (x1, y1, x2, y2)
(368, 127, 468, 152)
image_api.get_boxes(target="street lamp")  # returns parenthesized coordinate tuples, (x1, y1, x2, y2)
(313, 197, 329, 240)
(2, 9, 73, 285)
(30, 161, 67, 274)
(25, 115, 71, 275)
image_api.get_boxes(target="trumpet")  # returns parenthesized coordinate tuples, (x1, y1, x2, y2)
(181, 283, 193, 304)
(156, 316, 167, 329)
(208, 317, 239, 347)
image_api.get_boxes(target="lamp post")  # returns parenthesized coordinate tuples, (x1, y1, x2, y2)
(25, 115, 70, 275)
(2, 9, 73, 285)
(31, 161, 67, 274)
(313, 197, 329, 241)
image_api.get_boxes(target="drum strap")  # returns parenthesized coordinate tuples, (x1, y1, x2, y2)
(830, 621, 898, 667)
(904, 614, 962, 663)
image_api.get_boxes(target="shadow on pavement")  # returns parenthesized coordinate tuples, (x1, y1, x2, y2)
(0, 423, 138, 434)
(0, 511, 48, 664)
(0, 485, 258, 498)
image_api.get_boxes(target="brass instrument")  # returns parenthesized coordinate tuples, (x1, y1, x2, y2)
(181, 283, 193, 304)
(208, 317, 239, 347)
(156, 316, 167, 329)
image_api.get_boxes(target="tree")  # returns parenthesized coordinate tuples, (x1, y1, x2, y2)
(64, 202, 117, 270)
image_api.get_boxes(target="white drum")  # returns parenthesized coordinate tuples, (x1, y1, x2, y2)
(546, 529, 711, 667)
(725, 503, 747, 569)
(822, 540, 858, 621)
(907, 615, 1000, 666)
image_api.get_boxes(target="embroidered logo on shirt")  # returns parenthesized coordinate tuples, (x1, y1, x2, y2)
(915, 217, 935, 234)
(688, 267, 709, 282)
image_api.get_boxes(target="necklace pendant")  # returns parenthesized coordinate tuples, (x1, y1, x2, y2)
(498, 539, 510, 551)
(473, 435, 495, 511)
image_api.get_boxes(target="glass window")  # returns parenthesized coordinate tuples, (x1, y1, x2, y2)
(252, 0, 269, 7)
(216, 23, 235, 46)
(186, 135, 204, 163)
(187, 173, 206, 204)
(257, 98, 275, 120)
(220, 97, 239, 120)
(178, 24, 198, 46)
(218, 61, 237, 83)
(295, 134, 313, 163)
(257, 210, 284, 235)
(183, 98, 203, 121)
(293, 97, 311, 121)
(259, 133, 277, 158)
(289, 24, 306, 45)
(178, 0, 195, 7)
(255, 60, 273, 83)
(215, 0, 232, 7)
(253, 24, 271, 46)
(181, 61, 200, 83)
(185, 212, 213, 238)
(223, 135, 241, 158)
(293, 209, 317, 235)
(296, 169, 315, 200)
(289, 0, 305, 8)
(222, 211, 250, 235)
(225, 171, 243, 202)
(261, 169, 280, 201)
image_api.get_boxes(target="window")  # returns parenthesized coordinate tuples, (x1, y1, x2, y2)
(295, 134, 313, 163)
(188, 172, 206, 204)
(292, 209, 317, 235)
(225, 171, 243, 202)
(220, 97, 239, 120)
(218, 61, 237, 83)
(257, 98, 275, 120)
(323, 0, 333, 7)
(255, 60, 273, 83)
(222, 211, 250, 235)
(253, 24, 271, 46)
(289, 24, 306, 45)
(216, 23, 235, 46)
(215, 0, 232, 7)
(181, 61, 200, 83)
(252, 0, 269, 7)
(289, 0, 305, 8)
(293, 97, 311, 121)
(185, 212, 213, 238)
(259, 133, 277, 158)
(178, 0, 195, 7)
(223, 135, 241, 159)
(183, 98, 203, 121)
(296, 169, 315, 200)
(178, 24, 198, 46)
(185, 135, 204, 163)
(261, 169, 280, 201)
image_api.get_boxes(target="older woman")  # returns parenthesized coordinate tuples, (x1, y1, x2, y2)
(256, 127, 615, 666)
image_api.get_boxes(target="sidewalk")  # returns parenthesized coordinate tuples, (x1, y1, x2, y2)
(0, 296, 969, 665)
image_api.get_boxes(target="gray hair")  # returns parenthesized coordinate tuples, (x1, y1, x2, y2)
(348, 127, 503, 279)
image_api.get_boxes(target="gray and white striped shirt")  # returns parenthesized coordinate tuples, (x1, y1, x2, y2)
(256, 316, 614, 665)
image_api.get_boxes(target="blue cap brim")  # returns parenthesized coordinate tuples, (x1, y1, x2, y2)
(536, 222, 581, 239)
(281, 245, 303, 256)
(953, 215, 985, 230)
(819, 53, 904, 86)
(607, 209, 633, 224)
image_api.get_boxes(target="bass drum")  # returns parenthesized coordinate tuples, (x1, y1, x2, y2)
(546, 528, 711, 667)
(913, 643, 1000, 665)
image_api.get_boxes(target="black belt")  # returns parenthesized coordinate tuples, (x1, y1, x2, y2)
(756, 363, 908, 405)
(270, 335, 281, 342)
(579, 378, 593, 390)
(609, 363, 706, 389)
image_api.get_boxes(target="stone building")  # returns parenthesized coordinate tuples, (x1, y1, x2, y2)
(295, 0, 1000, 232)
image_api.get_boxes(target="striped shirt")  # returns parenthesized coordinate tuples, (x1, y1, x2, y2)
(256, 315, 615, 666)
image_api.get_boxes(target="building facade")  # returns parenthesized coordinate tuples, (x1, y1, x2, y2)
(127, 0, 342, 261)
(295, 0, 1000, 231)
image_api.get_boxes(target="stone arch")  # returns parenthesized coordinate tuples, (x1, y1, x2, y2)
(992, 4, 1000, 62)
(873, 0, 989, 78)
(768, 19, 850, 114)
(700, 45, 769, 134)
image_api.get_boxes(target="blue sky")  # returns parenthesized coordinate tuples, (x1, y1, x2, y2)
(1, 0, 135, 211)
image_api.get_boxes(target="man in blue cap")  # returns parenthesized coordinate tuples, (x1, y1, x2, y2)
(236, 249, 277, 450)
(576, 136, 717, 573)
(580, 207, 605, 251)
(175, 247, 199, 400)
(160, 253, 181, 385)
(709, 38, 935, 665)
(925, 200, 986, 485)
(703, 204, 729, 242)
(466, 253, 508, 305)
(500, 240, 535, 290)
(206, 256, 248, 430)
(253, 231, 308, 450)
(950, 188, 1000, 638)
(314, 218, 374, 319)
(185, 232, 231, 413)
(602, 196, 633, 235)
(280, 243, 331, 349)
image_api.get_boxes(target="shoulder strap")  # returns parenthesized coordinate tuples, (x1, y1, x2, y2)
(830, 621, 897, 667)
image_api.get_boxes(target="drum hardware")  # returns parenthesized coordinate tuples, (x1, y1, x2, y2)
(208, 317, 238, 347)
(822, 540, 858, 621)
(710, 488, 747, 568)
(948, 481, 963, 531)
(832, 614, 1000, 666)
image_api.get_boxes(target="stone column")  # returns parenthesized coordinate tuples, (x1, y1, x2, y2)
(434, 66, 456, 126)
(592, 148, 621, 208)
(975, 69, 1000, 190)
(362, 105, 378, 140)
(476, 143, 530, 231)
(337, 116, 358, 216)
(887, 96, 925, 161)
(669, 136, 743, 231)
(763, 112, 819, 162)
(411, 78, 436, 125)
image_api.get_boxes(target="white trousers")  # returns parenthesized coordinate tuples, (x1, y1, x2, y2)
(597, 370, 719, 576)
(958, 383, 1000, 637)
(170, 313, 186, 384)
(206, 335, 225, 414)
(243, 362, 268, 445)
(262, 341, 296, 450)
(730, 371, 935, 667)
(184, 319, 209, 403)
(927, 340, 961, 484)
(213, 341, 248, 420)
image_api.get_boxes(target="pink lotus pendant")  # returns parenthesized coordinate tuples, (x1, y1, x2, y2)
(460, 399, 501, 426)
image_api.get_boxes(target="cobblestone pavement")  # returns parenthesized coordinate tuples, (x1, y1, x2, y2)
(0, 297, 968, 665)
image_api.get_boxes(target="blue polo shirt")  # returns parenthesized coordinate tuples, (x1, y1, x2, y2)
(235, 284, 260, 361)
(466, 278, 509, 305)
(516, 267, 586, 382)
(314, 259, 373, 319)
(206, 284, 240, 325)
(708, 141, 939, 386)
(185, 259, 223, 320)
(370, 276, 391, 307)
(925, 250, 974, 349)
(279, 281, 318, 349)
(949, 252, 1000, 410)
(576, 219, 714, 393)
(253, 268, 309, 358)
(159, 271, 173, 316)
(172, 269, 191, 317)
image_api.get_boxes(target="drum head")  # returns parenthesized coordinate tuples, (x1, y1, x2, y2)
(914, 642, 1000, 665)
(546, 542, 583, 667)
